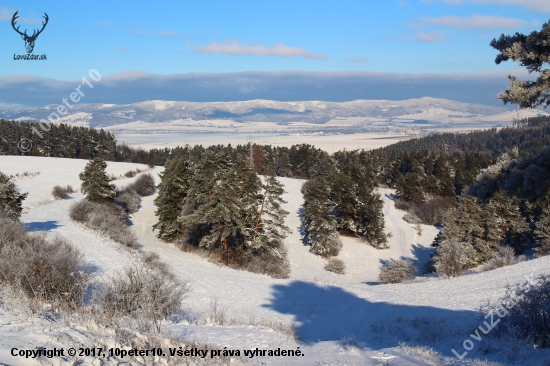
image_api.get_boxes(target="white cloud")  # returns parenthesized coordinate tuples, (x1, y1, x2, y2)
(134, 29, 150, 35)
(416, 31, 446, 42)
(158, 30, 178, 36)
(345, 57, 367, 62)
(438, 0, 550, 12)
(420, 15, 525, 29)
(189, 40, 328, 60)
(0, 6, 12, 21)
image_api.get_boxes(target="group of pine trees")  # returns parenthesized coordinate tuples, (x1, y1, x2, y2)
(0, 119, 116, 160)
(389, 117, 550, 274)
(301, 149, 388, 257)
(153, 149, 290, 273)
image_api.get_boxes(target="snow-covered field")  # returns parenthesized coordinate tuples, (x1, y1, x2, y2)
(1, 156, 549, 365)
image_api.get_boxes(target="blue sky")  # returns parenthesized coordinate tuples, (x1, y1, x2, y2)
(1, 0, 549, 105)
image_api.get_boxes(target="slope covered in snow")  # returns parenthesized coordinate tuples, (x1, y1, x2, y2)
(1, 156, 549, 365)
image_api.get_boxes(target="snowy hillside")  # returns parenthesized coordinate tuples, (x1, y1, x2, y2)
(1, 156, 549, 365)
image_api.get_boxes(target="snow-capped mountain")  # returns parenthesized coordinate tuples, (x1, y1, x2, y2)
(0, 97, 520, 128)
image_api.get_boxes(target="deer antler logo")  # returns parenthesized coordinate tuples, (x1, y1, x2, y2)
(11, 11, 49, 54)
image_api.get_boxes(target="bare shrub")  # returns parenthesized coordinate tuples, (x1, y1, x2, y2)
(415, 224, 422, 236)
(433, 237, 467, 278)
(325, 258, 346, 275)
(245, 250, 290, 279)
(69, 200, 137, 248)
(124, 170, 137, 178)
(396, 197, 454, 226)
(0, 209, 27, 246)
(127, 173, 155, 196)
(414, 197, 454, 226)
(0, 220, 88, 307)
(51, 185, 74, 200)
(379, 259, 416, 284)
(403, 213, 422, 224)
(96, 266, 189, 333)
(142, 251, 172, 278)
(482, 274, 550, 349)
(115, 189, 140, 214)
(206, 298, 227, 325)
(482, 246, 525, 271)
(399, 343, 442, 366)
(69, 199, 96, 222)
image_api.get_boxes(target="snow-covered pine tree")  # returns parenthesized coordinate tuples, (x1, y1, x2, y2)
(331, 172, 357, 233)
(79, 157, 116, 204)
(178, 151, 251, 265)
(302, 177, 342, 257)
(355, 179, 389, 248)
(534, 205, 550, 257)
(435, 196, 485, 267)
(249, 163, 291, 258)
(276, 150, 292, 177)
(153, 156, 194, 240)
(433, 154, 456, 198)
(234, 157, 263, 261)
(0, 171, 27, 219)
(489, 191, 529, 249)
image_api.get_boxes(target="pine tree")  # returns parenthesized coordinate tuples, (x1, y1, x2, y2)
(153, 157, 193, 240)
(178, 151, 254, 265)
(277, 150, 292, 177)
(302, 177, 342, 257)
(355, 180, 389, 248)
(0, 171, 27, 219)
(534, 205, 550, 257)
(249, 164, 291, 258)
(489, 191, 529, 248)
(331, 172, 357, 233)
(79, 157, 116, 203)
(490, 20, 550, 108)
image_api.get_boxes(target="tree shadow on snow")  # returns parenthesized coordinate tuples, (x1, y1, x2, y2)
(263, 280, 478, 359)
(25, 220, 63, 232)
(405, 244, 434, 275)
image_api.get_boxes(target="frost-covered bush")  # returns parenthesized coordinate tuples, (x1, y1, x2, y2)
(69, 200, 137, 248)
(128, 173, 155, 196)
(115, 189, 140, 214)
(379, 259, 416, 284)
(52, 185, 74, 199)
(325, 258, 346, 275)
(310, 232, 342, 257)
(124, 170, 137, 178)
(433, 237, 467, 278)
(482, 246, 525, 271)
(69, 199, 96, 222)
(245, 243, 290, 279)
(96, 266, 189, 332)
(0, 214, 87, 305)
(483, 275, 550, 348)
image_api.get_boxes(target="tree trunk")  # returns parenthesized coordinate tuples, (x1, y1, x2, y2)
(254, 191, 267, 238)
